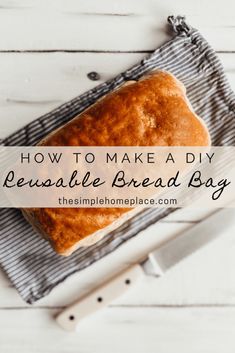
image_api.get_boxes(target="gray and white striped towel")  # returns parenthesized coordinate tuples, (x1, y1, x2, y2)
(0, 16, 235, 303)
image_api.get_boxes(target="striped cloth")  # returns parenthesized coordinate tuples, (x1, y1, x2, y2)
(0, 16, 235, 303)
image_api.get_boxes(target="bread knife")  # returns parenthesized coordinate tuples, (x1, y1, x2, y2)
(56, 207, 235, 331)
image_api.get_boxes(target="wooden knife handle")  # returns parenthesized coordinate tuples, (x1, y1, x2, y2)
(56, 264, 144, 331)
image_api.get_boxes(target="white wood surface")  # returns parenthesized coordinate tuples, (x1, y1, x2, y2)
(0, 1, 235, 352)
(0, 52, 235, 138)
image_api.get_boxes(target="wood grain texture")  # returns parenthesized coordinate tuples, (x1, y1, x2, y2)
(0, 307, 235, 353)
(0, 0, 235, 51)
(0, 53, 234, 137)
(0, 0, 235, 351)
(0, 220, 235, 308)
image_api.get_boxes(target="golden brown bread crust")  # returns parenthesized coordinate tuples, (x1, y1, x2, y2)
(22, 70, 210, 255)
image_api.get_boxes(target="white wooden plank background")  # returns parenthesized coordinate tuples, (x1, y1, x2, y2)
(0, 0, 235, 352)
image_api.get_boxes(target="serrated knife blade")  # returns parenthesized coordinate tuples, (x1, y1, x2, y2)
(57, 207, 235, 331)
(141, 207, 235, 276)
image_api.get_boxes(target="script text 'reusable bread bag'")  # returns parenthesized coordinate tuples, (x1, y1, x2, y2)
(22, 70, 211, 256)
(0, 16, 234, 303)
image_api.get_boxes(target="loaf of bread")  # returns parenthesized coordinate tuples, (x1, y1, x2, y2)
(22, 70, 210, 255)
